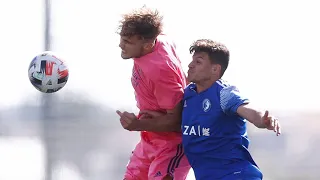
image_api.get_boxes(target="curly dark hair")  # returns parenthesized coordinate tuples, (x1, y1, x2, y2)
(189, 39, 230, 77)
(118, 7, 163, 40)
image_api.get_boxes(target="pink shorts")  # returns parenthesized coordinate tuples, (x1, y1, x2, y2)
(124, 132, 191, 180)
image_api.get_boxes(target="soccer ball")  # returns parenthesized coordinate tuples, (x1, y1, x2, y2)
(28, 51, 69, 93)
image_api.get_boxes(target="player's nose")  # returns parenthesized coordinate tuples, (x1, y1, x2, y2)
(119, 41, 125, 49)
(188, 61, 194, 68)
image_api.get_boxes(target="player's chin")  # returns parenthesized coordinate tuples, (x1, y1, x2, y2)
(187, 76, 194, 83)
(121, 53, 132, 60)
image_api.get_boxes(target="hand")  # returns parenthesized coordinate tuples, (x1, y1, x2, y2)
(116, 110, 140, 131)
(262, 110, 281, 136)
(139, 110, 166, 120)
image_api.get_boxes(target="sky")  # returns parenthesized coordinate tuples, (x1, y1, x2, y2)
(0, 0, 319, 179)
(0, 0, 319, 112)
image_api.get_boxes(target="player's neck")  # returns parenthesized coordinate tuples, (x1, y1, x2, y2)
(196, 79, 217, 93)
(141, 48, 154, 56)
(141, 40, 156, 56)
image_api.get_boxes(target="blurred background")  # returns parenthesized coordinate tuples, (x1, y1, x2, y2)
(0, 0, 319, 179)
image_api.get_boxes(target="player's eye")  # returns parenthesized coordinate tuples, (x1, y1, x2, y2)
(121, 38, 130, 44)
(124, 39, 132, 44)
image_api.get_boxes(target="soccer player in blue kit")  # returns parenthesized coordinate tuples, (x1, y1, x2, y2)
(181, 39, 281, 180)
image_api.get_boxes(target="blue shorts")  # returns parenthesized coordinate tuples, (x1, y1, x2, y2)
(221, 164, 263, 180)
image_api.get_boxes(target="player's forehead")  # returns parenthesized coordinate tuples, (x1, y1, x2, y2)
(192, 51, 209, 60)
(121, 35, 142, 43)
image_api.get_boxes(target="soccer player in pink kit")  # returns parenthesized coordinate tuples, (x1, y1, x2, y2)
(116, 7, 191, 180)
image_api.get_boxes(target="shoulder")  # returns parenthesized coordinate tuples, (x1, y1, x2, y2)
(145, 61, 177, 83)
(136, 53, 169, 80)
(155, 34, 178, 60)
(142, 34, 180, 80)
(149, 58, 181, 82)
(217, 80, 249, 114)
(216, 79, 232, 89)
(215, 79, 239, 93)
(200, 80, 241, 102)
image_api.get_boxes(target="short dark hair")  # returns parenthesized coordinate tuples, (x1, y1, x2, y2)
(189, 39, 230, 77)
(118, 7, 163, 40)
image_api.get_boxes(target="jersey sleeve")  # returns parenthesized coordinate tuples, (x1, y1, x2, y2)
(220, 86, 249, 115)
(152, 68, 184, 110)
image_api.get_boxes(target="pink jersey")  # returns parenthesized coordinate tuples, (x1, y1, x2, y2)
(132, 34, 187, 141)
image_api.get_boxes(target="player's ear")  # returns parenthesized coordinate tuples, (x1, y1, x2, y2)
(142, 43, 150, 51)
(211, 64, 217, 73)
(212, 64, 221, 75)
(143, 39, 155, 50)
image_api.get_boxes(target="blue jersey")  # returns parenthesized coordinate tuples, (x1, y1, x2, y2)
(182, 80, 262, 180)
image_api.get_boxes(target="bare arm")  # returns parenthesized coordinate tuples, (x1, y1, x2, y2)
(138, 102, 182, 132)
(237, 104, 266, 128)
(220, 85, 281, 135)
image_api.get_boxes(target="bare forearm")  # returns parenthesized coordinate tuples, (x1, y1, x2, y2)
(247, 109, 266, 128)
(237, 105, 266, 128)
(137, 114, 181, 132)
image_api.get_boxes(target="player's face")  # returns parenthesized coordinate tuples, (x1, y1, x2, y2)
(119, 35, 146, 59)
(187, 52, 218, 83)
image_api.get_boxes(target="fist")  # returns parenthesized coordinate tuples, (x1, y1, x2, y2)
(116, 110, 140, 131)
